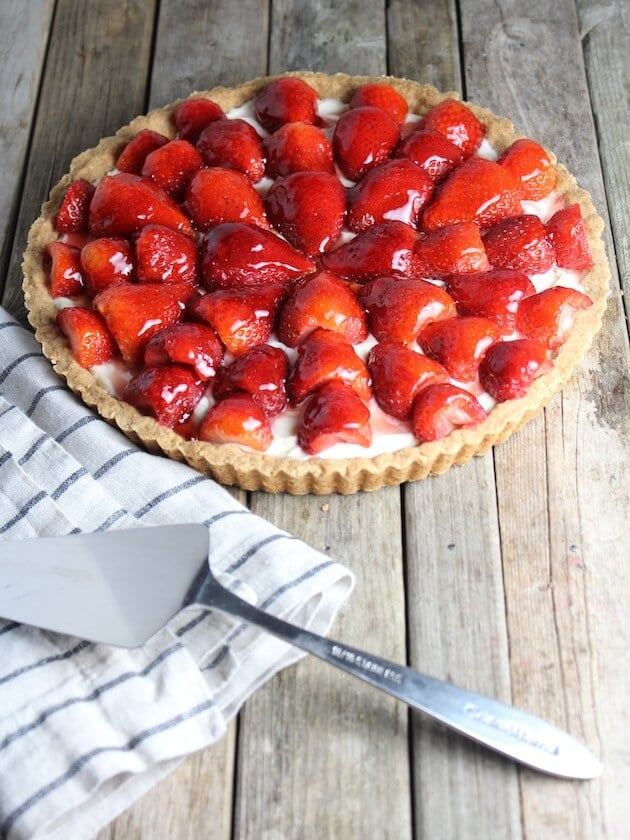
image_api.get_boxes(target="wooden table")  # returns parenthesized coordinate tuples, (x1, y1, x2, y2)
(1, 1, 628, 837)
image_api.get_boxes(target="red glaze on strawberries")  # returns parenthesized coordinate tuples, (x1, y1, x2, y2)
(483, 215, 555, 274)
(124, 364, 205, 428)
(395, 129, 464, 182)
(116, 129, 169, 174)
(418, 99, 485, 157)
(347, 158, 434, 232)
(413, 222, 490, 278)
(349, 84, 408, 126)
(287, 328, 371, 405)
(55, 180, 95, 233)
(144, 323, 224, 379)
(199, 393, 272, 451)
(479, 338, 551, 401)
(321, 221, 417, 283)
(368, 341, 450, 420)
(135, 224, 200, 285)
(411, 383, 487, 442)
(263, 122, 335, 177)
(265, 171, 346, 257)
(516, 286, 592, 349)
(298, 380, 372, 455)
(186, 168, 269, 231)
(56, 307, 117, 368)
(277, 270, 367, 347)
(498, 139, 556, 200)
(173, 97, 224, 144)
(46, 242, 85, 297)
(419, 316, 501, 382)
(332, 106, 400, 182)
(80, 237, 135, 296)
(444, 269, 535, 331)
(141, 139, 204, 199)
(213, 344, 289, 417)
(254, 77, 320, 131)
(545, 204, 593, 270)
(197, 118, 266, 183)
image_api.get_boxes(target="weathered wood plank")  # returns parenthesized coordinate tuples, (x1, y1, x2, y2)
(0, 0, 54, 294)
(387, 3, 521, 836)
(461, 1, 630, 836)
(2, 0, 157, 321)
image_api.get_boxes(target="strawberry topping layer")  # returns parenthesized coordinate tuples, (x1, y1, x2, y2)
(49, 82, 594, 457)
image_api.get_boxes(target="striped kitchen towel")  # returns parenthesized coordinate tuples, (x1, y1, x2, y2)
(0, 308, 353, 840)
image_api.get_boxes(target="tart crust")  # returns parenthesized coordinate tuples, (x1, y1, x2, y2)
(22, 72, 610, 495)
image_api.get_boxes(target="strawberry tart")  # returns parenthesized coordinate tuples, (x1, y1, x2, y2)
(22, 72, 609, 494)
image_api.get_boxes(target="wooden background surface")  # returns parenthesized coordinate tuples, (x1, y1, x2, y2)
(0, 1, 628, 837)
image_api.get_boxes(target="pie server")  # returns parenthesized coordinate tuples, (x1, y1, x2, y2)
(0, 524, 601, 779)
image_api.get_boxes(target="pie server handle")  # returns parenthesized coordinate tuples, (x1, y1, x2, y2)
(193, 574, 601, 779)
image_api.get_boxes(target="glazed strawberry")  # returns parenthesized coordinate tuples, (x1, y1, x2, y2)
(173, 97, 224, 144)
(264, 172, 346, 257)
(277, 270, 367, 347)
(264, 122, 335, 177)
(297, 380, 371, 455)
(199, 393, 272, 451)
(56, 306, 117, 368)
(201, 222, 315, 289)
(135, 224, 199, 285)
(94, 281, 192, 365)
(190, 284, 286, 355)
(141, 139, 204, 199)
(116, 129, 169, 174)
(213, 344, 289, 416)
(124, 364, 205, 428)
(498, 139, 556, 200)
(287, 328, 371, 405)
(414, 222, 490, 278)
(419, 316, 501, 382)
(46, 242, 84, 297)
(55, 179, 95, 233)
(545, 204, 593, 270)
(89, 174, 193, 237)
(411, 383, 487, 442)
(444, 269, 535, 331)
(186, 168, 269, 232)
(516, 287, 592, 349)
(197, 118, 265, 183)
(332, 106, 400, 181)
(360, 276, 456, 344)
(346, 158, 434, 232)
(368, 341, 449, 419)
(483, 215, 555, 274)
(395, 129, 464, 182)
(418, 99, 485, 157)
(422, 158, 521, 232)
(479, 338, 551, 401)
(80, 237, 134, 296)
(254, 77, 319, 131)
(321, 221, 416, 283)
(144, 323, 224, 379)
(349, 83, 408, 126)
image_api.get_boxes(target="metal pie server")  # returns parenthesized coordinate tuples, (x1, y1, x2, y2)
(0, 524, 601, 779)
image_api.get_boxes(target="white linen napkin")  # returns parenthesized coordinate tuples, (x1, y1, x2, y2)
(0, 307, 354, 840)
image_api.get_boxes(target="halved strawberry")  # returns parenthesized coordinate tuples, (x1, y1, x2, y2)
(144, 323, 224, 379)
(287, 328, 371, 405)
(516, 286, 592, 349)
(414, 221, 490, 278)
(297, 380, 371, 455)
(332, 106, 400, 181)
(422, 158, 521, 232)
(89, 174, 193, 238)
(124, 364, 205, 428)
(116, 129, 169, 174)
(213, 344, 289, 416)
(197, 118, 265, 183)
(254, 77, 320, 131)
(444, 269, 535, 331)
(483, 215, 555, 274)
(479, 338, 551, 401)
(264, 122, 335, 177)
(46, 242, 84, 297)
(141, 139, 204, 199)
(411, 383, 487, 442)
(360, 276, 456, 344)
(173, 97, 224, 144)
(186, 168, 269, 232)
(80, 237, 134, 296)
(94, 281, 192, 365)
(56, 306, 117, 368)
(55, 179, 95, 233)
(135, 224, 200, 285)
(349, 83, 408, 126)
(264, 172, 346, 256)
(395, 128, 464, 182)
(190, 284, 286, 355)
(418, 99, 485, 157)
(201, 222, 315, 289)
(277, 270, 367, 347)
(497, 138, 556, 200)
(320, 220, 416, 283)
(368, 341, 449, 419)
(545, 204, 593, 270)
(346, 158, 434, 232)
(199, 393, 272, 451)
(418, 316, 501, 382)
